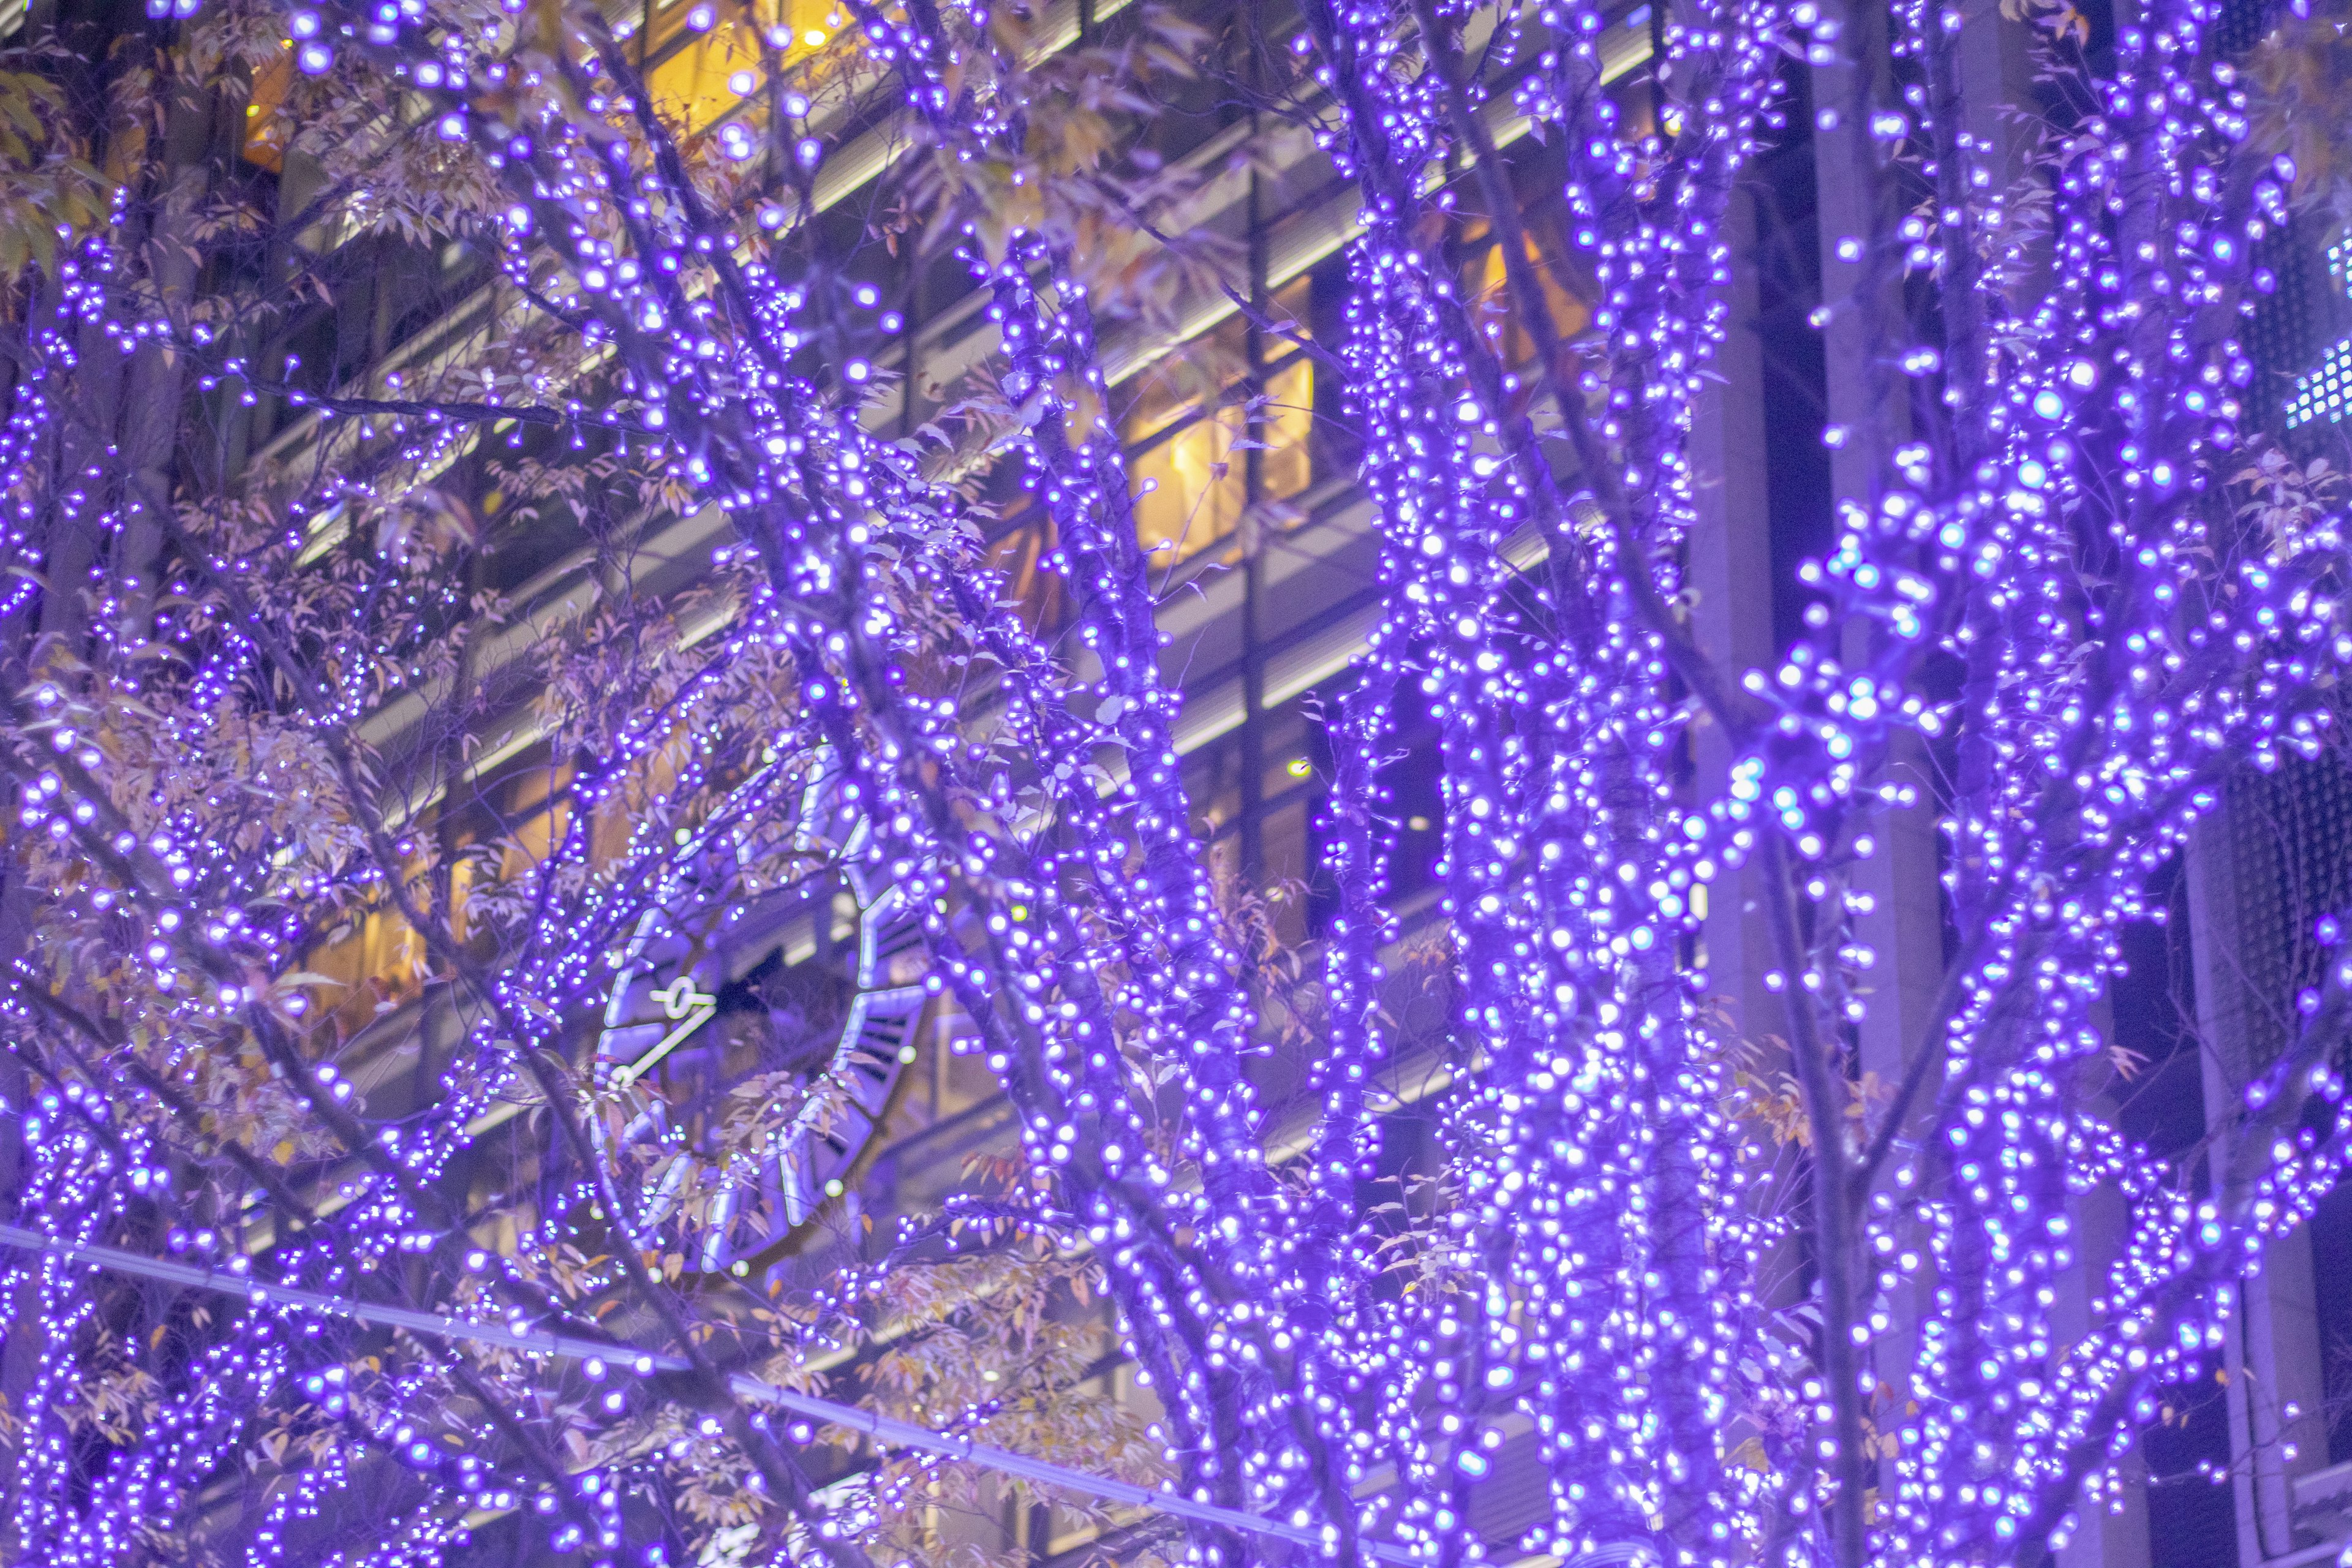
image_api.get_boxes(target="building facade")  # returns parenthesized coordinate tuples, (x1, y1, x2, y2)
(46, 0, 2349, 1557)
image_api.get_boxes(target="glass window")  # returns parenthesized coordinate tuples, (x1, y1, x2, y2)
(636, 0, 837, 135)
(987, 516, 1066, 633)
(498, 762, 575, 883)
(1468, 227, 1590, 368)
(1261, 353, 1314, 503)
(646, 15, 769, 134)
(1129, 402, 1247, 564)
(1125, 311, 1317, 569)
(244, 49, 293, 172)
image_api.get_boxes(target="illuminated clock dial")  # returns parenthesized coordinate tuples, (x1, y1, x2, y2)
(594, 760, 929, 1274)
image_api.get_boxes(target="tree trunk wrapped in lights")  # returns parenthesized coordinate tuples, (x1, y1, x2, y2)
(0, 0, 2346, 1562)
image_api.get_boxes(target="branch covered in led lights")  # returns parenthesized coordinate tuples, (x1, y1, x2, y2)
(0, 0, 2347, 1564)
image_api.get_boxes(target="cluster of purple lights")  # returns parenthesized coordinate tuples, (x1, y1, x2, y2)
(0, 0, 2347, 1561)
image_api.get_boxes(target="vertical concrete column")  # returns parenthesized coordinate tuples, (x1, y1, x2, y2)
(2056, 1041, 2157, 1568)
(1688, 182, 1779, 1047)
(1811, 0, 1946, 1400)
(1951, 1, 2156, 1553)
(2190, 820, 2328, 1567)
(1810, 0, 1945, 1099)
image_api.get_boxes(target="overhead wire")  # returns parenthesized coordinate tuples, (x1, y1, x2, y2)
(0, 1223, 1418, 1565)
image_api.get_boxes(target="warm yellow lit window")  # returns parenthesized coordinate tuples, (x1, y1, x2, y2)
(647, 21, 766, 132)
(643, 0, 834, 134)
(308, 899, 426, 1039)
(1128, 353, 1314, 567)
(1261, 355, 1314, 504)
(1472, 232, 1589, 366)
(989, 518, 1067, 630)
(591, 732, 690, 866)
(244, 49, 293, 172)
(1130, 405, 1245, 562)
(499, 764, 575, 881)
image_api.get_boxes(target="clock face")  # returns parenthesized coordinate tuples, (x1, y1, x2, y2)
(593, 763, 929, 1275)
